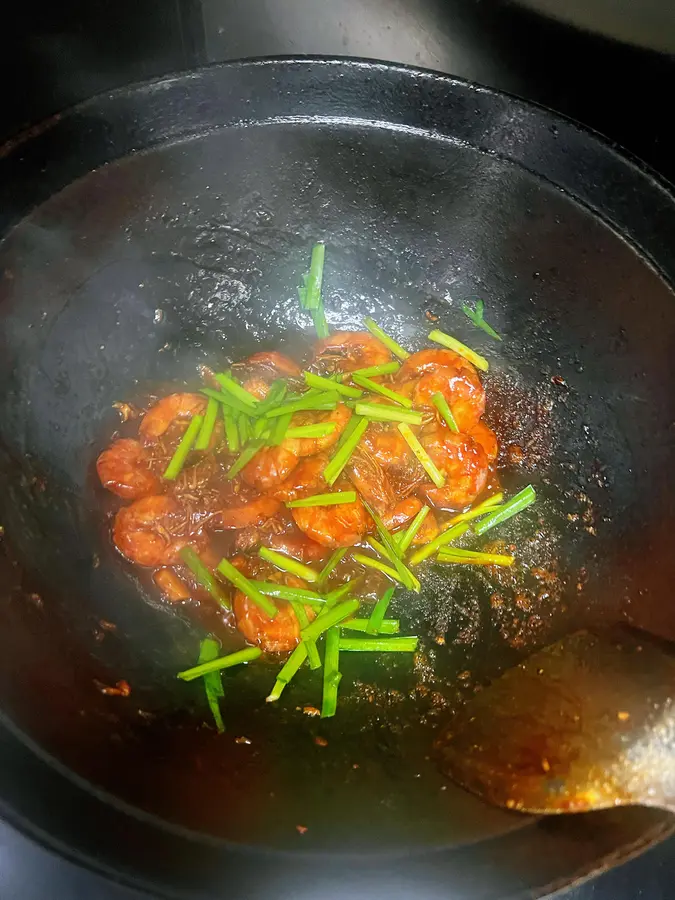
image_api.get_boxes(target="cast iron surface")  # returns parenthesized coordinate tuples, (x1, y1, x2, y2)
(0, 59, 674, 897)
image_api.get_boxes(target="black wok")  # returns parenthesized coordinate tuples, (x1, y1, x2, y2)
(0, 59, 673, 899)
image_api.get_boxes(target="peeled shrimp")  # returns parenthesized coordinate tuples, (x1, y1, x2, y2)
(271, 454, 329, 501)
(241, 445, 299, 492)
(420, 427, 488, 510)
(219, 494, 282, 529)
(139, 393, 206, 443)
(291, 491, 370, 549)
(287, 404, 352, 457)
(113, 495, 204, 566)
(96, 438, 160, 500)
(396, 349, 485, 431)
(236, 351, 301, 400)
(312, 331, 392, 374)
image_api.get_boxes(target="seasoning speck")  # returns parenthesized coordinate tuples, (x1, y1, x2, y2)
(314, 736, 328, 747)
(617, 711, 630, 721)
(95, 679, 130, 697)
(296, 825, 308, 835)
(235, 736, 252, 745)
(303, 706, 321, 717)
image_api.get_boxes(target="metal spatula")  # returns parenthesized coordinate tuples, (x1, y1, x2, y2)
(435, 629, 675, 814)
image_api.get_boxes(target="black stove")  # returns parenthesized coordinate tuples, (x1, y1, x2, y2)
(0, 1, 672, 896)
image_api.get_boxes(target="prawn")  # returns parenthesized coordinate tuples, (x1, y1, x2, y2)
(346, 446, 396, 515)
(139, 393, 206, 443)
(361, 419, 426, 497)
(467, 420, 499, 464)
(395, 349, 485, 431)
(312, 331, 392, 375)
(286, 404, 352, 457)
(96, 438, 160, 500)
(266, 530, 328, 563)
(235, 351, 301, 400)
(113, 495, 204, 566)
(420, 427, 488, 510)
(271, 454, 329, 501)
(382, 497, 440, 545)
(219, 494, 282, 530)
(291, 489, 370, 548)
(241, 445, 299, 492)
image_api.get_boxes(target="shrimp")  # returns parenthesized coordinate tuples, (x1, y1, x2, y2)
(346, 446, 396, 515)
(234, 593, 315, 653)
(139, 393, 206, 443)
(396, 349, 485, 431)
(420, 427, 488, 510)
(467, 420, 499, 464)
(291, 491, 370, 548)
(96, 438, 160, 500)
(361, 420, 426, 497)
(271, 454, 329, 501)
(287, 404, 352, 457)
(266, 530, 328, 563)
(219, 494, 282, 530)
(235, 351, 301, 400)
(113, 495, 204, 566)
(382, 497, 440, 544)
(153, 567, 191, 602)
(241, 445, 299, 492)
(312, 331, 392, 375)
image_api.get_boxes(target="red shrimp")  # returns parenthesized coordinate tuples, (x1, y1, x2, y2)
(241, 445, 299, 492)
(420, 427, 488, 510)
(235, 351, 301, 399)
(96, 438, 160, 500)
(287, 404, 352, 457)
(271, 454, 329, 501)
(382, 496, 440, 544)
(467, 420, 499, 464)
(234, 594, 316, 653)
(291, 490, 370, 548)
(113, 495, 204, 566)
(219, 494, 282, 530)
(396, 349, 485, 431)
(312, 331, 392, 374)
(346, 446, 396, 516)
(139, 393, 206, 443)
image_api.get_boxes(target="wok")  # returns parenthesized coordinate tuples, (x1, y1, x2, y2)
(0, 59, 673, 899)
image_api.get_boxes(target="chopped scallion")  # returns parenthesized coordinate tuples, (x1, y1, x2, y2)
(351, 373, 412, 407)
(300, 598, 360, 642)
(431, 392, 459, 433)
(396, 506, 431, 554)
(346, 617, 398, 635)
(428, 329, 489, 372)
(462, 299, 502, 342)
(354, 402, 422, 426)
(163, 414, 203, 480)
(304, 371, 362, 399)
(266, 643, 308, 702)
(397, 423, 445, 488)
(323, 416, 369, 486)
(363, 317, 410, 360)
(223, 411, 240, 453)
(197, 638, 225, 733)
(195, 398, 218, 451)
(289, 600, 321, 670)
(259, 546, 320, 583)
(317, 548, 347, 590)
(447, 493, 504, 527)
(216, 557, 278, 618)
(324, 579, 360, 608)
(338, 636, 418, 653)
(346, 361, 400, 379)
(269, 411, 293, 446)
(226, 440, 263, 480)
(362, 500, 421, 592)
(437, 548, 515, 566)
(180, 547, 231, 610)
(265, 392, 338, 418)
(302, 242, 325, 311)
(473, 485, 536, 536)
(177, 646, 262, 681)
(250, 581, 324, 603)
(214, 372, 259, 408)
(321, 627, 341, 718)
(352, 552, 407, 586)
(366, 586, 396, 634)
(285, 422, 336, 440)
(408, 522, 470, 566)
(287, 491, 356, 509)
(201, 387, 256, 418)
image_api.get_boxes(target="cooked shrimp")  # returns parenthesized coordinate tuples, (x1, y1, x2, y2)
(361, 420, 425, 497)
(382, 496, 440, 544)
(219, 494, 282, 530)
(271, 454, 329, 501)
(139, 393, 206, 443)
(266, 530, 328, 563)
(236, 351, 301, 399)
(241, 445, 299, 492)
(420, 427, 488, 510)
(312, 331, 392, 374)
(291, 491, 370, 548)
(287, 404, 352, 457)
(346, 446, 396, 515)
(396, 349, 485, 431)
(467, 420, 499, 464)
(153, 567, 191, 602)
(113, 495, 204, 566)
(96, 438, 160, 500)
(234, 593, 315, 653)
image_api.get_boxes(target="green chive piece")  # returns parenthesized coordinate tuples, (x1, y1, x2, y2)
(397, 423, 445, 488)
(269, 411, 293, 445)
(345, 615, 398, 635)
(324, 579, 360, 609)
(346, 361, 401, 379)
(285, 422, 336, 440)
(287, 491, 357, 509)
(237, 413, 251, 445)
(431, 391, 459, 433)
(259, 546, 320, 583)
(197, 638, 225, 733)
(437, 548, 515, 566)
(318, 548, 347, 590)
(223, 410, 240, 452)
(447, 493, 504, 526)
(351, 373, 412, 408)
(252, 417, 270, 439)
(301, 598, 360, 643)
(226, 440, 263, 480)
(352, 552, 407, 585)
(289, 600, 322, 670)
(367, 537, 396, 564)
(251, 581, 324, 603)
(462, 299, 502, 342)
(265, 392, 338, 418)
(428, 329, 489, 372)
(311, 305, 330, 339)
(338, 636, 418, 652)
(304, 371, 362, 399)
(255, 380, 288, 415)
(354, 402, 422, 426)
(323, 417, 369, 486)
(195, 399, 218, 451)
(303, 243, 325, 311)
(266, 643, 308, 702)
(163, 414, 203, 480)
(362, 500, 421, 592)
(396, 506, 431, 555)
(216, 557, 278, 618)
(408, 522, 470, 567)
(363, 317, 410, 360)
(366, 586, 397, 634)
(180, 547, 231, 610)
(178, 646, 262, 681)
(214, 372, 259, 409)
(321, 627, 341, 718)
(201, 387, 257, 418)
(473, 485, 536, 536)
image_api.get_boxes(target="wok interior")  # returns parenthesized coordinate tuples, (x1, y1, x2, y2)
(0, 113, 674, 856)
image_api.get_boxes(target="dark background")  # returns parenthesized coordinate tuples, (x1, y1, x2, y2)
(0, 1, 673, 897)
